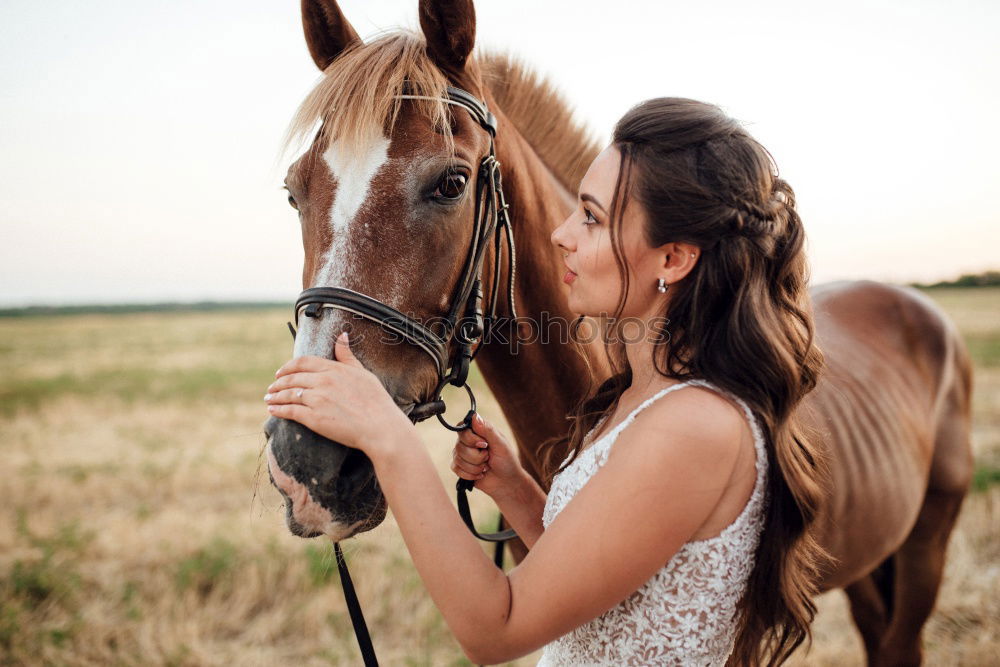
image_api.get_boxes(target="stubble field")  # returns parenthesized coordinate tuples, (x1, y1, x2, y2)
(1, 287, 997, 665)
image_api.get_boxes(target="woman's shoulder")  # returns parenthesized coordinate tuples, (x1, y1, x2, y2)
(602, 379, 762, 538)
(675, 379, 755, 423)
(644, 378, 752, 433)
(611, 379, 749, 473)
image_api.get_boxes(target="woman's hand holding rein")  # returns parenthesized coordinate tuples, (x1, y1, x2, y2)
(454, 412, 549, 549)
(453, 413, 523, 497)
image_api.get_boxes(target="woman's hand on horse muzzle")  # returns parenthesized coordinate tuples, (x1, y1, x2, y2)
(264, 332, 413, 458)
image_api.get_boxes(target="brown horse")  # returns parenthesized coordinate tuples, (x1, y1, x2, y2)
(264, 1, 975, 664)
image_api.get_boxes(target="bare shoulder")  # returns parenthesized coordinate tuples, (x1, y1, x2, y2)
(623, 382, 746, 460)
(611, 385, 746, 484)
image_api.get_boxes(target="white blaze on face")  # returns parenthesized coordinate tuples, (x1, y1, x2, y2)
(294, 133, 391, 359)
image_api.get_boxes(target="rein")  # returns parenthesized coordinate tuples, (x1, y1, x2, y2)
(287, 85, 519, 665)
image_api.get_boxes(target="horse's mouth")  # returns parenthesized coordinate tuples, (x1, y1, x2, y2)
(266, 441, 385, 541)
(285, 512, 325, 539)
(272, 477, 380, 541)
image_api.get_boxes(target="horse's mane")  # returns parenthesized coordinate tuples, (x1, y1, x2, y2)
(285, 31, 600, 190)
(480, 52, 601, 192)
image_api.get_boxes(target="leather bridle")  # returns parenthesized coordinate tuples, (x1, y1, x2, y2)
(293, 85, 518, 432)
(287, 85, 520, 666)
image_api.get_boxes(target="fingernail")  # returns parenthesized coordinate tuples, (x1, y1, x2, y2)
(476, 441, 488, 449)
(264, 393, 272, 401)
(267, 405, 276, 413)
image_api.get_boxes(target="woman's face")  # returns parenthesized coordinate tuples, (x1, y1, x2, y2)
(551, 145, 680, 320)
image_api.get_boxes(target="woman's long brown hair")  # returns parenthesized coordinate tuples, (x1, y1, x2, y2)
(539, 98, 830, 666)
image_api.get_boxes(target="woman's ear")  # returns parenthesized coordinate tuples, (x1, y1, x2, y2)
(659, 243, 700, 283)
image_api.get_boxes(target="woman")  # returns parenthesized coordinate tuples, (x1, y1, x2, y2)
(265, 98, 828, 665)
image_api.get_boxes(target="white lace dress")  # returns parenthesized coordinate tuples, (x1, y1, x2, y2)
(536, 379, 769, 666)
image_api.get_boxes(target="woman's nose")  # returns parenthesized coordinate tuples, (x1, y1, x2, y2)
(550, 216, 572, 251)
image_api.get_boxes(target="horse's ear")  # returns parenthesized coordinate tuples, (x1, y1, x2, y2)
(418, 0, 477, 80)
(301, 0, 361, 71)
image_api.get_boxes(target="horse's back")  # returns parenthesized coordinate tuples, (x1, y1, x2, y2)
(804, 280, 974, 588)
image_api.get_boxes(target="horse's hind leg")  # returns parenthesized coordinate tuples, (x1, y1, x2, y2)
(862, 307, 976, 666)
(877, 378, 973, 666)
(876, 487, 966, 666)
(844, 557, 894, 663)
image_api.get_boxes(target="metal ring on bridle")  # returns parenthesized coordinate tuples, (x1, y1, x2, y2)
(434, 379, 476, 432)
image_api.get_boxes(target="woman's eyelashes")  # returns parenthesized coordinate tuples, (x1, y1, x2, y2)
(582, 208, 599, 226)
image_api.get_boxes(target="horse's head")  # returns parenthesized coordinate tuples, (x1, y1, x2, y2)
(266, 0, 506, 540)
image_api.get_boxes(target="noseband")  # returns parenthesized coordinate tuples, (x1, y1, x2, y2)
(292, 85, 518, 432)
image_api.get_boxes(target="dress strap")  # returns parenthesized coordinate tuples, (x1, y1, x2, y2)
(596, 381, 695, 444)
(586, 378, 767, 476)
(601, 379, 765, 458)
(626, 381, 694, 422)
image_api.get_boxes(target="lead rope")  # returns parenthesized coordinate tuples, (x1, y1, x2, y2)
(334, 543, 379, 666)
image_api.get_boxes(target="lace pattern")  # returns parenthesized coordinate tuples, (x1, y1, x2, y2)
(537, 380, 769, 666)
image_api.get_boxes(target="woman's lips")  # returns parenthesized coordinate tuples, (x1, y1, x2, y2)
(563, 270, 577, 285)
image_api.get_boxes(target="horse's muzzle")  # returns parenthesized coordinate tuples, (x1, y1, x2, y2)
(264, 416, 387, 540)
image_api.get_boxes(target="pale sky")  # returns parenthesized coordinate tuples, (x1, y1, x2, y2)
(1, 0, 997, 306)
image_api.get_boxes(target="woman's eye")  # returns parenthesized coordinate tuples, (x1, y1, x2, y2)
(434, 171, 468, 200)
(582, 208, 598, 225)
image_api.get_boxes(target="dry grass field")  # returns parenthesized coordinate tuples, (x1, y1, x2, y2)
(1, 287, 997, 666)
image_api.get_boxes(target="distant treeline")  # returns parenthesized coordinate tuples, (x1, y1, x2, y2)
(910, 270, 1000, 289)
(0, 301, 288, 318)
(3, 270, 998, 317)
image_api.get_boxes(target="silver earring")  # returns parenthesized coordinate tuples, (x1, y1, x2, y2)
(657, 278, 668, 293)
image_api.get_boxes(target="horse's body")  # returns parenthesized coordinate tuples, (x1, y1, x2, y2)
(804, 280, 974, 664)
(266, 2, 974, 663)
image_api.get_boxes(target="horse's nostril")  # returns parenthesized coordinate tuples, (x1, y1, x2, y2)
(264, 416, 279, 439)
(339, 448, 374, 496)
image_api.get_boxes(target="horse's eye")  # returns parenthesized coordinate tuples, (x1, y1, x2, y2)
(287, 193, 298, 210)
(434, 171, 468, 200)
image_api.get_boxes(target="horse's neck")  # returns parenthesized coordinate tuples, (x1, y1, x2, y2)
(474, 113, 608, 486)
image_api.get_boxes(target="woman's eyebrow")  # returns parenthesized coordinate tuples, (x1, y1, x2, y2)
(580, 193, 607, 214)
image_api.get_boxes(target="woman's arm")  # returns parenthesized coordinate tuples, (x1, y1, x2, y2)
(369, 389, 744, 664)
(370, 440, 517, 659)
(489, 472, 546, 548)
